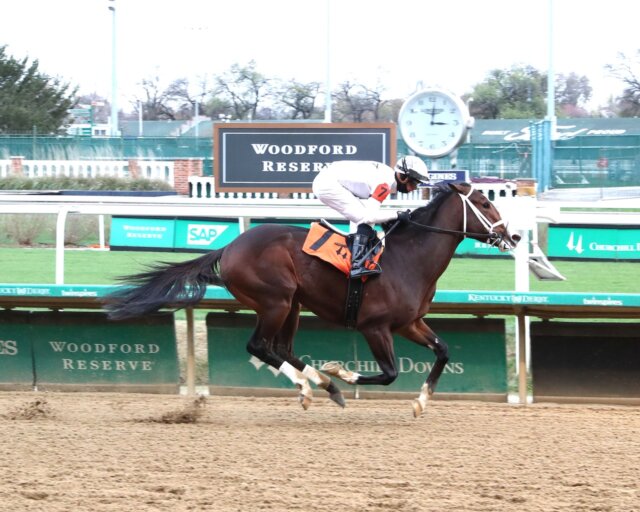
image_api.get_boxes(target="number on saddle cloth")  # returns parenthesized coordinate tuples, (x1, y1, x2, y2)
(302, 222, 384, 276)
(302, 222, 351, 275)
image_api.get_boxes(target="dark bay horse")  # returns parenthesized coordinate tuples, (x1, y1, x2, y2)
(106, 182, 520, 417)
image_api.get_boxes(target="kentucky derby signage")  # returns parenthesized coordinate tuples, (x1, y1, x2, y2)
(214, 123, 396, 192)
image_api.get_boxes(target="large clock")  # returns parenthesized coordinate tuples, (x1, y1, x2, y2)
(398, 88, 474, 159)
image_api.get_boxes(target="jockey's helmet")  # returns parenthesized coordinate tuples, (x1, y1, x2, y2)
(395, 156, 430, 184)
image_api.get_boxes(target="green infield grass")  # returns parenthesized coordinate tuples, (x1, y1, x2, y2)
(0, 246, 638, 293)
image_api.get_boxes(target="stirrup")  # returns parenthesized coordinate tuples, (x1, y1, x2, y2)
(350, 262, 381, 279)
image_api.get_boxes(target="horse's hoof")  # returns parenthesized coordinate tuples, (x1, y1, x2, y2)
(321, 361, 341, 376)
(412, 399, 424, 418)
(329, 392, 346, 408)
(299, 394, 312, 410)
(320, 362, 359, 384)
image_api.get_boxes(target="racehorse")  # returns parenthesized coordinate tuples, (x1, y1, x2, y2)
(105, 182, 520, 417)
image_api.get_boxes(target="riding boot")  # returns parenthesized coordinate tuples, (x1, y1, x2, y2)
(349, 232, 381, 279)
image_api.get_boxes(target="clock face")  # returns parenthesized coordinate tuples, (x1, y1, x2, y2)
(398, 89, 470, 158)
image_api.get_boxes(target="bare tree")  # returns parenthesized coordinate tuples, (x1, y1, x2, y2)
(164, 77, 214, 119)
(555, 72, 592, 117)
(133, 75, 177, 120)
(605, 51, 640, 117)
(332, 81, 386, 122)
(214, 61, 270, 120)
(275, 80, 322, 119)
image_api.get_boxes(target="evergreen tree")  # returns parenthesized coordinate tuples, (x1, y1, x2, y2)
(0, 45, 76, 134)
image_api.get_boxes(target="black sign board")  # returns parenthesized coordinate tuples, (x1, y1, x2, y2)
(214, 123, 396, 192)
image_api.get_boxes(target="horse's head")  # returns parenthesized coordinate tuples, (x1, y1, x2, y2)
(447, 182, 521, 252)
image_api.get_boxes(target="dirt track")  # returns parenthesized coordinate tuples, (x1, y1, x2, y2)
(1, 392, 639, 512)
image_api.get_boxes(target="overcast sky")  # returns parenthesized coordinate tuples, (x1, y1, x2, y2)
(1, 0, 638, 112)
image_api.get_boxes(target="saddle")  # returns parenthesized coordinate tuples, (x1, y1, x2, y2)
(303, 220, 384, 329)
(302, 220, 384, 278)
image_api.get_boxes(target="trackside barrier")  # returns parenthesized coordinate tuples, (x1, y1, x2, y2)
(207, 313, 508, 401)
(1, 284, 639, 403)
(0, 309, 179, 393)
(531, 322, 640, 404)
(0, 311, 33, 390)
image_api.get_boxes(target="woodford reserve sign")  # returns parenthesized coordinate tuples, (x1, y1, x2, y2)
(214, 122, 396, 192)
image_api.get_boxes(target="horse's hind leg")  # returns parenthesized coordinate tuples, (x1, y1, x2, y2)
(397, 319, 449, 418)
(322, 326, 399, 386)
(246, 312, 313, 409)
(273, 303, 346, 408)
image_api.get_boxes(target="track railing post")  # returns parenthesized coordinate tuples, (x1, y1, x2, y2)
(186, 307, 196, 396)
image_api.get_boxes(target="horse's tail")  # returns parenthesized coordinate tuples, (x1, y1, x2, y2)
(104, 249, 225, 320)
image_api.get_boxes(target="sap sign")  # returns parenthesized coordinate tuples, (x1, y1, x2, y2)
(175, 220, 240, 250)
(110, 218, 241, 251)
(186, 224, 229, 246)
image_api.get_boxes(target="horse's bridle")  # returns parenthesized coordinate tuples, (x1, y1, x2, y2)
(457, 186, 506, 247)
(401, 186, 507, 247)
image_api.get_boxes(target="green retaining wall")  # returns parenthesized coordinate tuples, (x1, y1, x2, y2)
(0, 311, 179, 393)
(207, 313, 507, 400)
(0, 311, 34, 390)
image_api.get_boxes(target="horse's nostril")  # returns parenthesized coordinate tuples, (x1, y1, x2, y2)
(512, 233, 522, 243)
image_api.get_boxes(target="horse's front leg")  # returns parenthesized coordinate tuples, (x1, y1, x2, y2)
(322, 327, 398, 386)
(397, 319, 449, 418)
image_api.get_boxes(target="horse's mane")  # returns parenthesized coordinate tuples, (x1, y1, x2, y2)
(381, 182, 470, 234)
(410, 182, 460, 224)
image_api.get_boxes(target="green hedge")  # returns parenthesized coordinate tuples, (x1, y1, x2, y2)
(0, 176, 174, 191)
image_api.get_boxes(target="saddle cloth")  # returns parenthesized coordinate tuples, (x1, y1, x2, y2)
(302, 222, 383, 278)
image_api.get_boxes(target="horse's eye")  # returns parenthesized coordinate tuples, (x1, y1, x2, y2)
(482, 202, 490, 209)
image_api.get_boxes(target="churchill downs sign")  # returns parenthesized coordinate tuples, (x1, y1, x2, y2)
(213, 123, 396, 192)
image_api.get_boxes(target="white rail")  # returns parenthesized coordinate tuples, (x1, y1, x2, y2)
(186, 176, 522, 203)
(0, 159, 175, 185)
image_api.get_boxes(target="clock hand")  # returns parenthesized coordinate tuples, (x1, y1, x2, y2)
(430, 106, 447, 126)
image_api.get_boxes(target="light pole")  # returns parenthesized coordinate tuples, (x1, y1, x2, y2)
(324, 0, 332, 123)
(109, 0, 118, 136)
(546, 0, 556, 137)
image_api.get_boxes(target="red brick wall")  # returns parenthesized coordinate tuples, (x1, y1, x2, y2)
(173, 159, 203, 196)
(10, 156, 23, 176)
(128, 159, 141, 179)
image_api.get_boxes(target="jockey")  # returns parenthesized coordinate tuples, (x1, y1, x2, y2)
(312, 155, 431, 279)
